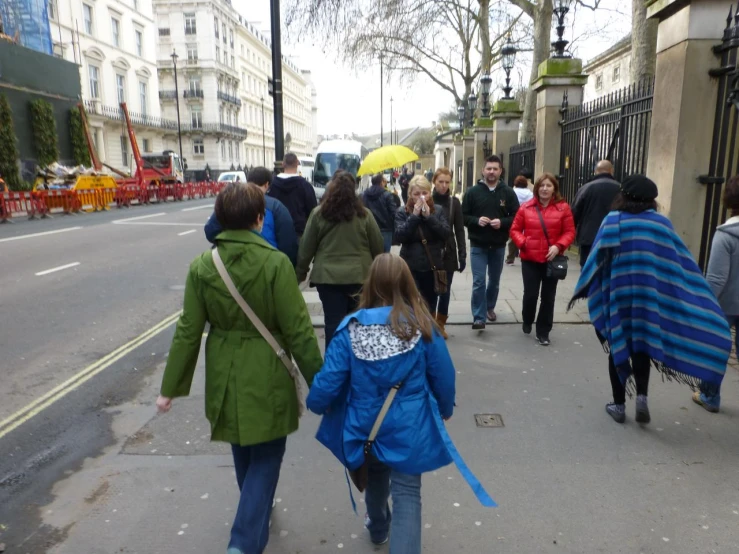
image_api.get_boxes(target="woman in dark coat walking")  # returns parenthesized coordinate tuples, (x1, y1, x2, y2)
(431, 168, 466, 338)
(395, 175, 451, 311)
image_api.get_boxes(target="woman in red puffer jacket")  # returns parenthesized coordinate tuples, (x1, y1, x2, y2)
(510, 173, 575, 346)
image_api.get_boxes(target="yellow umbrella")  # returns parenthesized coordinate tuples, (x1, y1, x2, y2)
(357, 145, 419, 177)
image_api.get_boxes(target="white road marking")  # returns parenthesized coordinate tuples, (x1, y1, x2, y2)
(182, 204, 213, 212)
(115, 221, 205, 227)
(0, 226, 83, 244)
(35, 262, 80, 276)
(112, 212, 166, 223)
(178, 229, 197, 236)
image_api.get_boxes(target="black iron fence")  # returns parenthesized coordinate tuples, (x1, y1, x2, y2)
(698, 6, 739, 271)
(559, 79, 654, 206)
(509, 140, 536, 180)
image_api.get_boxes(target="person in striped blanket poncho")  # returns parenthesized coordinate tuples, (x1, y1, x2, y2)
(569, 175, 732, 424)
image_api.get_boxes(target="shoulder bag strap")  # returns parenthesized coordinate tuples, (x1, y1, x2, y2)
(417, 227, 438, 270)
(534, 205, 552, 247)
(364, 361, 416, 454)
(212, 247, 307, 415)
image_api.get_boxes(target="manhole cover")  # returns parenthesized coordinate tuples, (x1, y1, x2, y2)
(474, 414, 504, 428)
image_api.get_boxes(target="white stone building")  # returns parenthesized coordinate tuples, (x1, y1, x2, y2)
(154, 0, 317, 176)
(47, 0, 168, 172)
(583, 34, 632, 103)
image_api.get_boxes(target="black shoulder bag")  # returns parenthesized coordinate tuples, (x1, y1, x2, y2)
(534, 205, 569, 280)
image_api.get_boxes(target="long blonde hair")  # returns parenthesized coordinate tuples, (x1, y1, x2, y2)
(358, 254, 436, 341)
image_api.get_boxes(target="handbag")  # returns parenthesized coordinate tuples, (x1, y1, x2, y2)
(534, 205, 569, 280)
(348, 378, 405, 492)
(212, 247, 308, 416)
(418, 227, 449, 294)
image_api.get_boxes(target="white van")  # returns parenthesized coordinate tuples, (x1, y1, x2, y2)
(298, 156, 315, 184)
(314, 139, 369, 200)
(217, 171, 247, 183)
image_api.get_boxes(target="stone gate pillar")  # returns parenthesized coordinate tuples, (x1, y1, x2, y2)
(491, 99, 523, 183)
(532, 58, 588, 178)
(645, 0, 730, 257)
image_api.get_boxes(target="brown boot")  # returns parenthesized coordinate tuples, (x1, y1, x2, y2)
(435, 313, 449, 340)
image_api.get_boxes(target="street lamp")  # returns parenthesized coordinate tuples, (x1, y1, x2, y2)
(552, 0, 574, 58)
(390, 96, 393, 144)
(480, 71, 492, 117)
(379, 52, 384, 146)
(501, 36, 517, 99)
(468, 90, 477, 128)
(457, 102, 466, 131)
(482, 133, 492, 158)
(260, 96, 266, 166)
(171, 49, 184, 167)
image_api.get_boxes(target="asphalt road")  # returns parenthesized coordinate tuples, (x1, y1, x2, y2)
(0, 199, 216, 550)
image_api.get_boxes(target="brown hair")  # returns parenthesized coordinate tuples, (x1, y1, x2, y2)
(405, 175, 436, 214)
(283, 152, 299, 169)
(533, 173, 563, 203)
(358, 254, 437, 341)
(513, 175, 529, 189)
(432, 167, 452, 184)
(320, 170, 366, 223)
(724, 175, 739, 216)
(215, 182, 265, 230)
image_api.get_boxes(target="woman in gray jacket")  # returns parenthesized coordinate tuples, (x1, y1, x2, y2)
(693, 176, 739, 413)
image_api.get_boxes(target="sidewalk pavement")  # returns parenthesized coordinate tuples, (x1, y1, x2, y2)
(45, 324, 739, 554)
(302, 246, 591, 326)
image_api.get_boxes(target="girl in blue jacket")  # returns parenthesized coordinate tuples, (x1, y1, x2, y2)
(307, 253, 456, 553)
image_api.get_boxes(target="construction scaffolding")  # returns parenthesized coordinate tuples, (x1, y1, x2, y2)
(0, 0, 53, 55)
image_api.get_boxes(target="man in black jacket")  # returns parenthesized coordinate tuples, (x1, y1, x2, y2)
(462, 155, 520, 329)
(267, 152, 318, 236)
(362, 173, 398, 252)
(572, 160, 621, 267)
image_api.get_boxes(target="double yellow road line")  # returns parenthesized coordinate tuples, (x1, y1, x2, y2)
(0, 311, 182, 441)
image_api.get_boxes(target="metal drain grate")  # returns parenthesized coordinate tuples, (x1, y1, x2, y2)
(474, 413, 504, 428)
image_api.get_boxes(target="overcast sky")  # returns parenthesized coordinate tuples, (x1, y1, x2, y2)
(236, 0, 631, 136)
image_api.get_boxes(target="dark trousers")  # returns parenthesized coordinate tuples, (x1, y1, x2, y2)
(579, 244, 592, 268)
(412, 270, 438, 313)
(608, 352, 651, 404)
(229, 436, 287, 554)
(521, 260, 558, 338)
(435, 271, 455, 316)
(316, 283, 362, 348)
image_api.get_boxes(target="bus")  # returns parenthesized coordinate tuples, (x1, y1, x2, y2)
(313, 139, 369, 200)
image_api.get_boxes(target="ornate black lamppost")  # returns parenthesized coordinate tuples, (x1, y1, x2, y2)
(457, 102, 466, 131)
(482, 133, 492, 158)
(501, 36, 517, 99)
(552, 0, 573, 58)
(480, 71, 492, 117)
(468, 90, 477, 127)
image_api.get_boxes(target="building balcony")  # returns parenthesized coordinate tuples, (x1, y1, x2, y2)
(83, 99, 178, 131)
(184, 89, 204, 100)
(217, 91, 242, 107)
(159, 90, 177, 100)
(178, 122, 247, 139)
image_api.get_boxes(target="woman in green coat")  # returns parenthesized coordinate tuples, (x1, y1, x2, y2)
(156, 183, 323, 554)
(296, 170, 385, 348)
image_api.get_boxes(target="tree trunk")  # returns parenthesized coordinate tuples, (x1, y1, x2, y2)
(520, 0, 553, 141)
(630, 0, 658, 83)
(479, 0, 491, 72)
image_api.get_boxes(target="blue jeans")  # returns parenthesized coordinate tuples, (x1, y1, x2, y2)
(365, 458, 422, 554)
(470, 246, 506, 322)
(699, 314, 739, 408)
(229, 437, 287, 554)
(381, 230, 394, 253)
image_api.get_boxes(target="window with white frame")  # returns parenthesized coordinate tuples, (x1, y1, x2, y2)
(83, 4, 94, 34)
(135, 30, 143, 57)
(120, 135, 129, 167)
(185, 13, 196, 35)
(187, 44, 197, 63)
(139, 81, 148, 115)
(214, 16, 219, 37)
(595, 73, 603, 90)
(221, 140, 226, 159)
(193, 138, 204, 155)
(191, 108, 202, 129)
(88, 65, 100, 98)
(111, 17, 120, 47)
(235, 143, 239, 161)
(228, 141, 233, 160)
(230, 29, 234, 48)
(189, 77, 201, 93)
(48, 0, 56, 20)
(216, 46, 220, 63)
(612, 65, 621, 83)
(133, 0, 138, 10)
(231, 55, 235, 69)
(116, 74, 126, 103)
(142, 138, 150, 152)
(222, 23, 226, 44)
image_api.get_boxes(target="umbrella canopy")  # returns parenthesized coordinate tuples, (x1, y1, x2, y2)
(357, 145, 419, 177)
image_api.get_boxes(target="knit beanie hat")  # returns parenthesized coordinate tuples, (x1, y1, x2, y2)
(621, 175, 658, 201)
